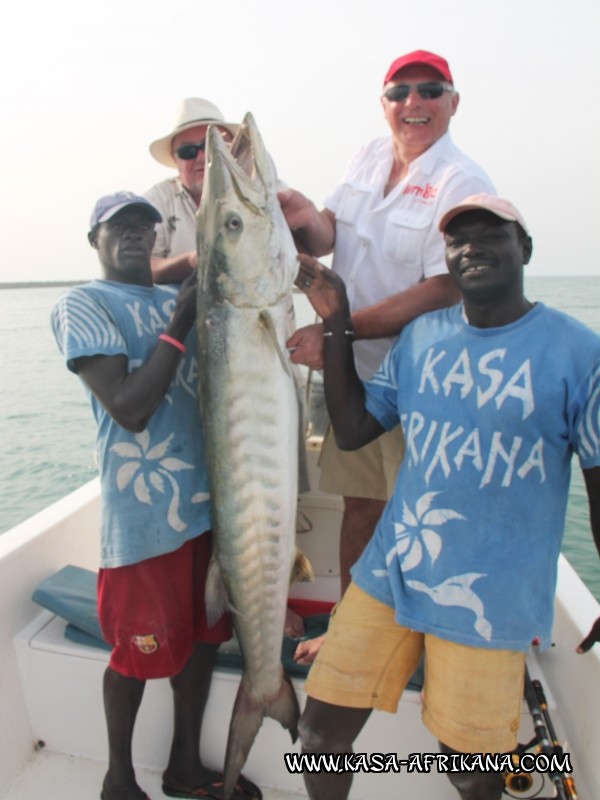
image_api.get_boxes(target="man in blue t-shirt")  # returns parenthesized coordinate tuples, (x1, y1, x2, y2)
(292, 194, 600, 800)
(51, 192, 260, 800)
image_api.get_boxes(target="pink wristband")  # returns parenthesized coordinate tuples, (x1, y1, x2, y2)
(158, 333, 186, 353)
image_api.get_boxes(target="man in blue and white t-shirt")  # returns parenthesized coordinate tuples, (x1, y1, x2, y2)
(51, 192, 260, 800)
(292, 194, 600, 800)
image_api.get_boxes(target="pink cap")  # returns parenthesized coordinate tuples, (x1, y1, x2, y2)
(383, 50, 453, 85)
(438, 194, 529, 234)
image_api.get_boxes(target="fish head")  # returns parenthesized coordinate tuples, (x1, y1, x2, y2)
(196, 112, 298, 308)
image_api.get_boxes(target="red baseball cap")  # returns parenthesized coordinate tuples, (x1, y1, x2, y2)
(383, 50, 453, 85)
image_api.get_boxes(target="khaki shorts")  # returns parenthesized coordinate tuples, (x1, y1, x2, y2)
(305, 584, 525, 753)
(319, 425, 405, 500)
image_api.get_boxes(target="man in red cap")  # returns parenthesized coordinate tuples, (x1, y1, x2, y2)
(279, 50, 495, 664)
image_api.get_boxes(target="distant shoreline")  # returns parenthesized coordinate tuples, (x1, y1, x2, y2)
(0, 281, 86, 290)
(0, 275, 596, 291)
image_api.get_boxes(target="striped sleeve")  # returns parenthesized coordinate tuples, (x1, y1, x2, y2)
(577, 359, 600, 467)
(51, 287, 127, 372)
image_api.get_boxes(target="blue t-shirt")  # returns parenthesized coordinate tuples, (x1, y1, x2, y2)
(51, 280, 211, 568)
(353, 303, 600, 651)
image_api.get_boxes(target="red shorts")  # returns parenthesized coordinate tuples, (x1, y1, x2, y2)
(98, 533, 232, 680)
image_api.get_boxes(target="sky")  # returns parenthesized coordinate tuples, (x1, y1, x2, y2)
(0, 0, 598, 282)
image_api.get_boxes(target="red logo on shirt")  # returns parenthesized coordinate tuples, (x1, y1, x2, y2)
(403, 183, 439, 200)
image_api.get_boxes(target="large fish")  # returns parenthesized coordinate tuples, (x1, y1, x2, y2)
(196, 112, 310, 799)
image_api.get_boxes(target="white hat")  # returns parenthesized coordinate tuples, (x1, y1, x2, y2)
(439, 194, 529, 234)
(149, 98, 238, 168)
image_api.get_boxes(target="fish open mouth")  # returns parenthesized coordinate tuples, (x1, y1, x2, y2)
(204, 114, 269, 214)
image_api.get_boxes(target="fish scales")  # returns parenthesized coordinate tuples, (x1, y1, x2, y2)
(196, 112, 305, 799)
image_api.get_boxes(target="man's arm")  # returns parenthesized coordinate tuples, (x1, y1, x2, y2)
(585, 466, 600, 556)
(75, 273, 197, 432)
(287, 272, 460, 370)
(150, 252, 197, 285)
(576, 466, 600, 653)
(295, 254, 384, 450)
(352, 273, 461, 340)
(278, 189, 336, 257)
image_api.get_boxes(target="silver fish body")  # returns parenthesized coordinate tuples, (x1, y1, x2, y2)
(196, 113, 302, 798)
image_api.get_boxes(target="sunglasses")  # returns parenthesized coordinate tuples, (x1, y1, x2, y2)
(175, 141, 207, 160)
(382, 82, 453, 102)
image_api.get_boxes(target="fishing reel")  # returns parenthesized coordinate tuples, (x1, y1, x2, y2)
(502, 746, 543, 798)
(502, 738, 578, 799)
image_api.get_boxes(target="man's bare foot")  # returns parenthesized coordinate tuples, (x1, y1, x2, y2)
(293, 633, 326, 665)
(162, 767, 261, 799)
(284, 606, 305, 637)
(101, 774, 149, 800)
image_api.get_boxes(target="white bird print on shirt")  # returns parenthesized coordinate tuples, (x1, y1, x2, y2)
(407, 573, 492, 641)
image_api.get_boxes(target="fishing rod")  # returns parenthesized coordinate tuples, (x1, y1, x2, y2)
(505, 668, 578, 799)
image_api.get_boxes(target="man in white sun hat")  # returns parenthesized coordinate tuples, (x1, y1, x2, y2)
(145, 100, 311, 637)
(145, 98, 238, 283)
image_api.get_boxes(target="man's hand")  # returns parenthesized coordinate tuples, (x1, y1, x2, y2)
(576, 617, 600, 653)
(151, 250, 197, 284)
(294, 253, 351, 323)
(293, 634, 326, 666)
(168, 270, 198, 339)
(278, 188, 318, 231)
(286, 323, 324, 369)
(277, 190, 335, 256)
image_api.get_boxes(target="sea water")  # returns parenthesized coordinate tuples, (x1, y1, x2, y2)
(0, 277, 598, 602)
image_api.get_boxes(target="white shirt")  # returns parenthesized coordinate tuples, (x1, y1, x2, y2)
(145, 177, 197, 259)
(325, 132, 495, 378)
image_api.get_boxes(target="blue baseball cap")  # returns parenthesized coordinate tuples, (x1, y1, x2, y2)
(88, 191, 162, 239)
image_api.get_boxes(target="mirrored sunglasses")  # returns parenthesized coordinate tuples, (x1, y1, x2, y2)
(382, 82, 453, 102)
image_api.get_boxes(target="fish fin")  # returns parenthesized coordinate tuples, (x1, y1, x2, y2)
(224, 671, 299, 799)
(290, 547, 314, 584)
(205, 554, 231, 627)
(259, 309, 293, 379)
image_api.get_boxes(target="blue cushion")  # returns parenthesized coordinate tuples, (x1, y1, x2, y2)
(31, 565, 424, 688)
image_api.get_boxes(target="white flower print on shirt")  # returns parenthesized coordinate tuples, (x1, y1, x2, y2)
(111, 430, 209, 532)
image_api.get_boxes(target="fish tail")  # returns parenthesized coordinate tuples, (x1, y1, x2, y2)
(223, 671, 299, 798)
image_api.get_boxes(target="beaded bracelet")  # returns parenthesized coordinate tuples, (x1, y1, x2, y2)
(323, 330, 355, 338)
(158, 333, 186, 353)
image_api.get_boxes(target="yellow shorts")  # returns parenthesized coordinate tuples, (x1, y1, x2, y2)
(318, 425, 405, 500)
(305, 584, 525, 753)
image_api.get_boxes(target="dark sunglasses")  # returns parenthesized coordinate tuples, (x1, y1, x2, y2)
(174, 141, 206, 160)
(382, 82, 453, 102)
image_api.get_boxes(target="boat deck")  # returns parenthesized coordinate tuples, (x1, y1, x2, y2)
(1, 749, 302, 800)
(2, 475, 599, 799)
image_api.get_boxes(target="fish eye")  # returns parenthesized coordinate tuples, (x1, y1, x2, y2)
(225, 213, 243, 233)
